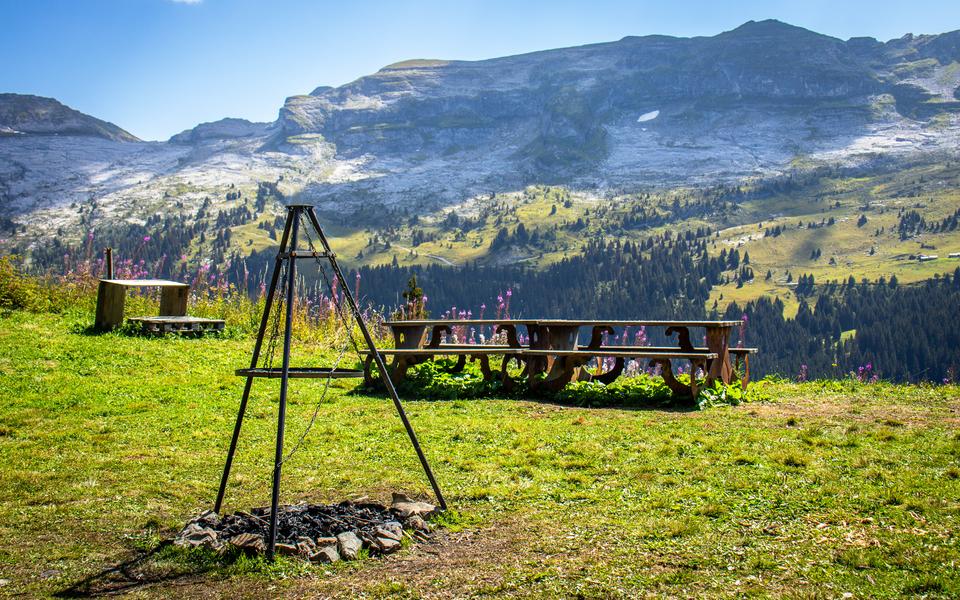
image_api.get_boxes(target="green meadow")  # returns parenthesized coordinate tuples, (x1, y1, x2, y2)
(0, 310, 958, 597)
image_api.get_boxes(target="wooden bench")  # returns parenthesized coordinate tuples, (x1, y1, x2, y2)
(360, 346, 522, 387)
(521, 349, 718, 396)
(94, 278, 224, 334)
(360, 346, 750, 398)
(95, 279, 188, 330)
(592, 345, 758, 388)
(129, 315, 226, 335)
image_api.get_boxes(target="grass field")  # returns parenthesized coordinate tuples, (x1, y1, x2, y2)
(1, 311, 959, 598)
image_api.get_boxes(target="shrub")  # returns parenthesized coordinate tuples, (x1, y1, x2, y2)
(0, 255, 49, 311)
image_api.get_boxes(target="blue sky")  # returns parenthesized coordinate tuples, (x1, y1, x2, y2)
(2, 0, 958, 141)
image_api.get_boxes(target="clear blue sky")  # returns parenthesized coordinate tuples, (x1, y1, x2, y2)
(2, 0, 957, 141)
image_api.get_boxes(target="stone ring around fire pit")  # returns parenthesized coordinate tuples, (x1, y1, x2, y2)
(174, 493, 439, 563)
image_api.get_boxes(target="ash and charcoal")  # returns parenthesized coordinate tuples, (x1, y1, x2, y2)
(175, 493, 438, 563)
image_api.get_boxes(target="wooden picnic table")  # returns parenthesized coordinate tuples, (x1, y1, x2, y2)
(367, 318, 754, 398)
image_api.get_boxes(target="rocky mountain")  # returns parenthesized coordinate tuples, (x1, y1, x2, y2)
(168, 118, 272, 144)
(1, 20, 959, 248)
(0, 93, 139, 142)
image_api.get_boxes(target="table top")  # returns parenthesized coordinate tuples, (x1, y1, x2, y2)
(528, 319, 742, 328)
(383, 319, 741, 328)
(100, 279, 188, 287)
(384, 319, 540, 326)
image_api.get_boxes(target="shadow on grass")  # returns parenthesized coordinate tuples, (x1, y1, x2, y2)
(55, 541, 213, 597)
(353, 384, 700, 412)
(70, 321, 232, 339)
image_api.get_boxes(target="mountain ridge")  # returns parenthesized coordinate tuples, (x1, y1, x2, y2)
(0, 93, 139, 142)
(1, 20, 960, 262)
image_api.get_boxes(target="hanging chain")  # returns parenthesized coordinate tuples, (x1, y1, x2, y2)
(299, 213, 365, 361)
(280, 340, 349, 464)
(278, 212, 362, 465)
(262, 259, 288, 371)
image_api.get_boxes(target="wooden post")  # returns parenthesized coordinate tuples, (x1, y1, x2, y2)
(105, 248, 114, 279)
(95, 281, 126, 330)
(159, 285, 189, 316)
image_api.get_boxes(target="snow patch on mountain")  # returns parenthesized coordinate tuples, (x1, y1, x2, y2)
(637, 110, 660, 123)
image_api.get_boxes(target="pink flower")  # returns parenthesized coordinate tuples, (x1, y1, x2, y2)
(143, 235, 151, 242)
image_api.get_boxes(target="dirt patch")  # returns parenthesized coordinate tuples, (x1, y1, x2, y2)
(301, 520, 533, 598)
(744, 391, 960, 428)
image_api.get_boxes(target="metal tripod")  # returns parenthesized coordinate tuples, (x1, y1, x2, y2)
(213, 204, 446, 560)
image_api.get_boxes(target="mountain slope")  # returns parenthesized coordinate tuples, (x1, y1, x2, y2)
(0, 94, 140, 141)
(1, 20, 960, 273)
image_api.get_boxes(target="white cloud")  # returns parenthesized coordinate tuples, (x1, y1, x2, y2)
(170, 0, 202, 4)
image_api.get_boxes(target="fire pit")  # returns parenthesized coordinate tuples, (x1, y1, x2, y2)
(175, 493, 438, 563)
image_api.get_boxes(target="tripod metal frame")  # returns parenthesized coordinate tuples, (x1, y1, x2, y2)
(213, 204, 446, 560)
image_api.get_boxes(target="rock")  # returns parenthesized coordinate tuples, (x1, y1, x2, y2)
(295, 537, 316, 556)
(39, 570, 60, 580)
(175, 523, 218, 548)
(404, 515, 431, 533)
(314, 536, 337, 546)
(390, 493, 438, 520)
(190, 509, 219, 527)
(229, 533, 265, 553)
(309, 545, 340, 564)
(0, 578, 9, 586)
(376, 522, 403, 541)
(376, 536, 402, 554)
(336, 531, 363, 560)
(274, 543, 299, 557)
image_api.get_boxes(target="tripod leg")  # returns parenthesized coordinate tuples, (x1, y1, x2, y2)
(267, 208, 300, 560)
(214, 211, 295, 514)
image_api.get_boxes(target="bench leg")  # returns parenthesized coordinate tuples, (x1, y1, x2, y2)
(739, 354, 751, 388)
(473, 355, 493, 381)
(388, 357, 410, 387)
(363, 355, 412, 388)
(447, 354, 467, 374)
(650, 358, 688, 398)
(536, 355, 590, 393)
(500, 354, 524, 391)
(594, 357, 625, 385)
(363, 355, 377, 387)
(160, 286, 189, 317)
(689, 359, 704, 400)
(95, 281, 126, 330)
(650, 358, 705, 402)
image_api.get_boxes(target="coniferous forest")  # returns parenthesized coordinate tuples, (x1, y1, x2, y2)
(24, 218, 960, 384)
(354, 241, 960, 383)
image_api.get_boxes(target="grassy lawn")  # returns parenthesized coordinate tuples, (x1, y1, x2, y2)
(1, 311, 959, 598)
